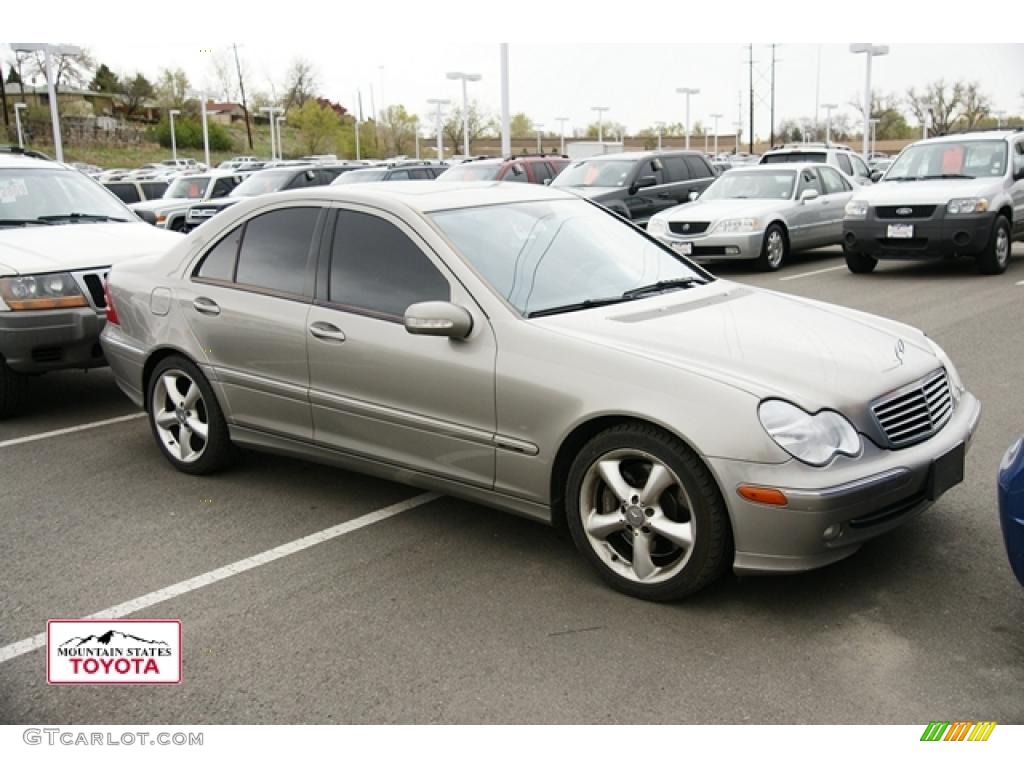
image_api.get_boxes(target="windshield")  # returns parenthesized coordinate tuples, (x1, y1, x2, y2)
(761, 152, 827, 164)
(165, 176, 210, 199)
(438, 164, 502, 181)
(430, 199, 707, 316)
(885, 139, 1007, 180)
(332, 169, 388, 184)
(551, 159, 637, 188)
(230, 169, 297, 197)
(0, 168, 131, 226)
(701, 170, 796, 200)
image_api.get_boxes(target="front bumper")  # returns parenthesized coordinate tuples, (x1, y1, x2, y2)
(0, 307, 108, 374)
(707, 392, 982, 574)
(997, 436, 1024, 587)
(843, 208, 995, 260)
(654, 228, 764, 262)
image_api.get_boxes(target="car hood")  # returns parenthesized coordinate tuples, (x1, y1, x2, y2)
(857, 178, 997, 205)
(130, 198, 197, 213)
(533, 281, 940, 413)
(0, 222, 181, 275)
(655, 198, 792, 222)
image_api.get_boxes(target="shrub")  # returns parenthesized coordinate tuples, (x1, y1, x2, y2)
(152, 117, 232, 152)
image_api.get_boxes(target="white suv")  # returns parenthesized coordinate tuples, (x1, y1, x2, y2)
(760, 143, 874, 187)
(0, 152, 181, 416)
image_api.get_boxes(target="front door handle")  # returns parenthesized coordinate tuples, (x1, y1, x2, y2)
(309, 321, 346, 342)
(192, 297, 220, 316)
(657, 192, 674, 199)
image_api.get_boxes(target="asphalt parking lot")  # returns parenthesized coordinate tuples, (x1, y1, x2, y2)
(2, 245, 1023, 725)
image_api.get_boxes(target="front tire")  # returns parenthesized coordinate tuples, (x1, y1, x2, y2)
(756, 224, 787, 271)
(844, 247, 878, 274)
(977, 215, 1011, 275)
(565, 423, 732, 601)
(147, 356, 234, 475)
(0, 358, 28, 419)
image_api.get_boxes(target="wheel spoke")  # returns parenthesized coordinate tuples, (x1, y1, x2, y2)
(161, 374, 180, 404)
(177, 425, 193, 461)
(585, 509, 625, 539)
(631, 533, 656, 580)
(650, 517, 694, 549)
(640, 462, 674, 505)
(154, 409, 177, 430)
(598, 460, 635, 505)
(186, 417, 208, 441)
(183, 382, 201, 410)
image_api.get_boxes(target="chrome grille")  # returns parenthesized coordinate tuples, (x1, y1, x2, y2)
(871, 369, 953, 449)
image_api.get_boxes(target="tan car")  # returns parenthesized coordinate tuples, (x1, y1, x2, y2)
(100, 182, 981, 601)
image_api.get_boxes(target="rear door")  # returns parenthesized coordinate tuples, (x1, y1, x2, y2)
(1012, 140, 1024, 237)
(789, 168, 826, 248)
(816, 166, 854, 243)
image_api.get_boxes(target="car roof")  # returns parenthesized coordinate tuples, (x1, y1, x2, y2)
(0, 153, 72, 170)
(568, 150, 704, 162)
(914, 130, 1018, 146)
(722, 162, 826, 173)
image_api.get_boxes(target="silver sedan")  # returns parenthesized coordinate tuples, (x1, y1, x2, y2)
(101, 182, 980, 601)
(646, 163, 854, 271)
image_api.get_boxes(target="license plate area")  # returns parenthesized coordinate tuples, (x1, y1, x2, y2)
(887, 223, 914, 238)
(927, 442, 965, 501)
(671, 241, 693, 256)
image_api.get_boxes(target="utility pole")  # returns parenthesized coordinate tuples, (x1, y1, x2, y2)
(748, 43, 754, 154)
(769, 44, 778, 147)
(0, 60, 8, 128)
(233, 43, 253, 151)
(353, 92, 361, 161)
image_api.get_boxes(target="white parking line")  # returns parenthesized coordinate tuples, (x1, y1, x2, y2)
(0, 413, 145, 449)
(0, 491, 439, 665)
(1017, 280, 1024, 286)
(779, 265, 848, 282)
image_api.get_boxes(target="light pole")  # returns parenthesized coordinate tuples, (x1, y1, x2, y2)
(533, 123, 544, 154)
(260, 106, 282, 160)
(276, 116, 287, 159)
(554, 116, 569, 155)
(821, 103, 838, 144)
(869, 117, 880, 156)
(446, 71, 481, 157)
(198, 96, 210, 168)
(14, 103, 28, 148)
(591, 106, 609, 142)
(709, 113, 723, 156)
(994, 110, 1006, 129)
(733, 121, 742, 155)
(500, 44, 511, 158)
(654, 122, 665, 150)
(849, 44, 889, 158)
(11, 43, 82, 162)
(923, 112, 932, 140)
(676, 87, 700, 150)
(168, 109, 181, 161)
(427, 98, 450, 162)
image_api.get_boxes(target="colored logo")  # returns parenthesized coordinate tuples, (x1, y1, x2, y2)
(920, 721, 996, 742)
(47, 619, 182, 685)
(896, 207, 913, 216)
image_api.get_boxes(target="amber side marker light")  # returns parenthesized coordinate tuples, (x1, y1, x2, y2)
(737, 485, 788, 506)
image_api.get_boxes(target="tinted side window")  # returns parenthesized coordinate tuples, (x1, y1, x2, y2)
(195, 226, 243, 281)
(633, 159, 665, 185)
(502, 163, 529, 183)
(819, 166, 849, 194)
(141, 182, 167, 200)
(685, 156, 712, 179)
(329, 210, 449, 318)
(797, 169, 823, 195)
(389, 169, 412, 180)
(107, 183, 140, 204)
(850, 154, 870, 178)
(285, 170, 317, 189)
(533, 162, 556, 184)
(234, 207, 319, 297)
(662, 156, 690, 182)
(211, 178, 237, 197)
(836, 154, 854, 175)
(409, 169, 430, 180)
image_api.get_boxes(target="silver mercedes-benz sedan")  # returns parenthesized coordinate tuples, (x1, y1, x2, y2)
(646, 163, 854, 271)
(100, 181, 981, 601)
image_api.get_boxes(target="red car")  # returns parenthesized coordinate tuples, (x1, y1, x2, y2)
(437, 154, 569, 185)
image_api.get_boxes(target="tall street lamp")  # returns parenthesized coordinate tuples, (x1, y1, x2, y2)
(849, 44, 889, 158)
(554, 116, 569, 155)
(709, 113, 723, 156)
(869, 117, 880, 156)
(197, 96, 211, 168)
(994, 110, 1006, 129)
(168, 109, 181, 161)
(533, 123, 544, 154)
(427, 98, 450, 162)
(446, 71, 481, 156)
(676, 87, 700, 150)
(260, 106, 282, 160)
(821, 103, 838, 144)
(654, 122, 665, 150)
(11, 43, 82, 162)
(14, 103, 28, 148)
(591, 106, 609, 142)
(276, 115, 287, 159)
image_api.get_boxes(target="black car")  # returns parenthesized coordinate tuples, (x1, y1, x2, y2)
(551, 150, 716, 225)
(184, 164, 359, 231)
(332, 162, 447, 184)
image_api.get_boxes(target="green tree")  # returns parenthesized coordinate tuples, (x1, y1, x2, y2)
(509, 112, 532, 138)
(89, 64, 120, 93)
(155, 68, 190, 109)
(121, 72, 155, 117)
(378, 104, 419, 156)
(287, 99, 342, 155)
(584, 120, 626, 140)
(153, 117, 232, 151)
(443, 100, 496, 154)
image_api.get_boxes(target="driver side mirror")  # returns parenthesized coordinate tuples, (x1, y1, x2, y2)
(687, 190, 700, 202)
(799, 188, 819, 203)
(870, 170, 883, 183)
(629, 175, 657, 194)
(305, 170, 316, 181)
(404, 301, 473, 340)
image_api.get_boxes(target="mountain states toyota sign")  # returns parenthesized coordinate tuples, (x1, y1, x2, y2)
(47, 619, 182, 685)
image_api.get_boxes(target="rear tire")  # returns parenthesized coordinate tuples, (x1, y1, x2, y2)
(756, 224, 787, 271)
(977, 215, 1011, 275)
(0, 358, 28, 419)
(844, 247, 878, 274)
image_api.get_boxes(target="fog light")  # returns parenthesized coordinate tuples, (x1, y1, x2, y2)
(822, 524, 842, 541)
(726, 246, 741, 255)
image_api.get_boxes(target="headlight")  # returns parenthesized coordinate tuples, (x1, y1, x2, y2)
(925, 337, 965, 406)
(758, 400, 861, 467)
(646, 217, 669, 238)
(715, 217, 759, 234)
(947, 197, 989, 214)
(0, 273, 88, 311)
(844, 200, 869, 218)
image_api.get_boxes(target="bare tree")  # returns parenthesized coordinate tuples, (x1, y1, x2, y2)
(282, 58, 318, 110)
(906, 80, 964, 136)
(442, 100, 496, 152)
(28, 48, 95, 88)
(154, 68, 190, 109)
(958, 82, 991, 131)
(208, 51, 238, 102)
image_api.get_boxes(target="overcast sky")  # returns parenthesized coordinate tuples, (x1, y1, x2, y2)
(13, 5, 1024, 142)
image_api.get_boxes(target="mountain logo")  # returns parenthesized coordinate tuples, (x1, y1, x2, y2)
(47, 620, 182, 685)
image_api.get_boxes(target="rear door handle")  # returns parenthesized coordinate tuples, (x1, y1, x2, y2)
(192, 297, 220, 316)
(309, 321, 346, 342)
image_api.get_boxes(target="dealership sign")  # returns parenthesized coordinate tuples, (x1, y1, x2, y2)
(47, 619, 182, 685)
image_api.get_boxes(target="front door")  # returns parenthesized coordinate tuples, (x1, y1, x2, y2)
(307, 207, 497, 488)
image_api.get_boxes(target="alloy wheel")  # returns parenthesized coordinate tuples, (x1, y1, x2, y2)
(152, 370, 209, 463)
(766, 230, 784, 268)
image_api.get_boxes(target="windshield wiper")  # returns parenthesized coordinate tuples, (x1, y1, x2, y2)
(622, 277, 706, 298)
(526, 295, 638, 318)
(0, 218, 54, 227)
(38, 213, 130, 223)
(917, 173, 976, 180)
